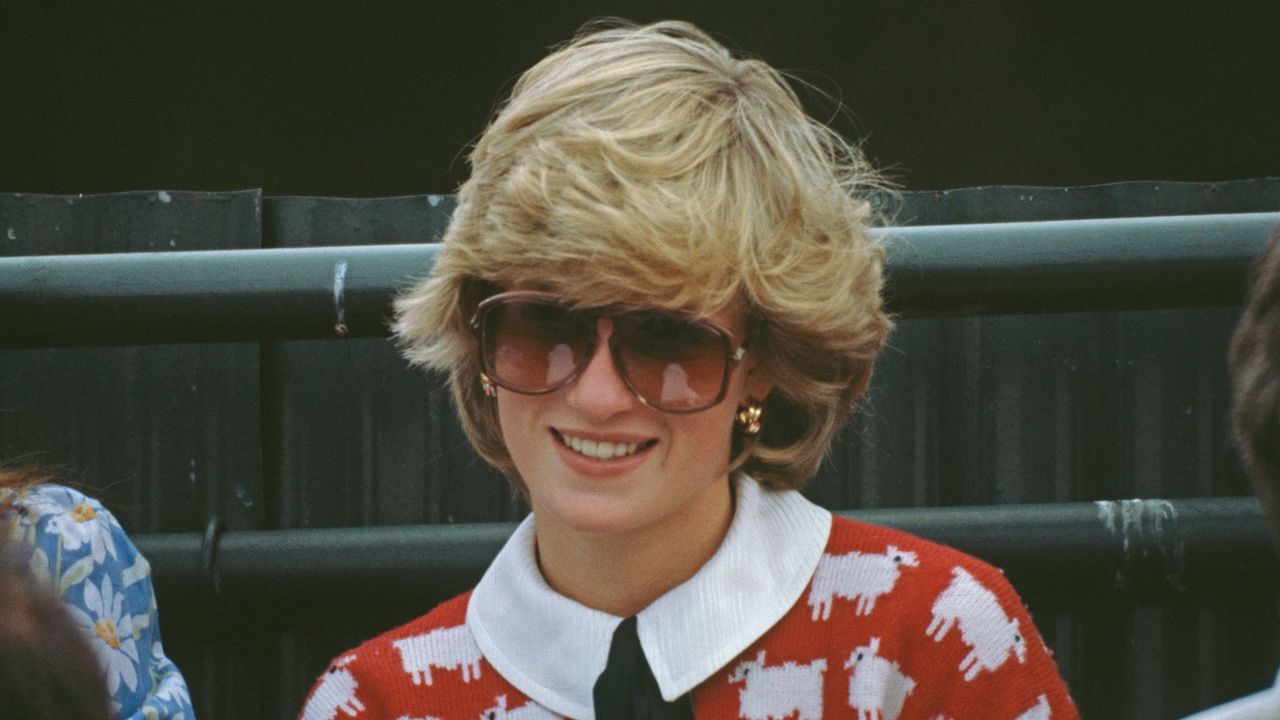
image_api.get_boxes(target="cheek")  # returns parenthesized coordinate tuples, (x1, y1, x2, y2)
(674, 403, 739, 459)
(688, 364, 749, 438)
(678, 368, 751, 459)
(495, 392, 542, 462)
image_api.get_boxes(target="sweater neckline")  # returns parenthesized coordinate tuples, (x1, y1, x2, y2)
(466, 475, 832, 720)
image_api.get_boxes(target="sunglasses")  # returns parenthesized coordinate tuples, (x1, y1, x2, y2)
(470, 291, 747, 413)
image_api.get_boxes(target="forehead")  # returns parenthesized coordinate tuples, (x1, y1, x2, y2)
(501, 284, 747, 339)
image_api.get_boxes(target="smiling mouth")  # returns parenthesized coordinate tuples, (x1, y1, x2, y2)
(553, 430, 655, 460)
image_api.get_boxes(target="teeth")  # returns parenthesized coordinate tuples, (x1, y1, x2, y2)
(560, 432, 642, 460)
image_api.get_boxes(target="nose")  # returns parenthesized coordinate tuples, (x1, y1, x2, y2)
(565, 318, 639, 419)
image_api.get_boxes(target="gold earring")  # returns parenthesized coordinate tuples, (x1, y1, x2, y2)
(480, 373, 497, 398)
(736, 401, 763, 436)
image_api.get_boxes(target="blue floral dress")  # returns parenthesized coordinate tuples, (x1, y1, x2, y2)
(2, 484, 196, 720)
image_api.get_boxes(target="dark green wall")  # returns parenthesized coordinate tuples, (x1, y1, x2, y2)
(3, 1, 1279, 195)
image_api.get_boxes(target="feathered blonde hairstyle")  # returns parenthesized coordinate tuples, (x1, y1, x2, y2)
(395, 19, 892, 491)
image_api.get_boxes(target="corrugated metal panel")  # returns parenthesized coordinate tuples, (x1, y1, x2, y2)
(0, 190, 267, 719)
(0, 191, 266, 534)
(2, 182, 1279, 718)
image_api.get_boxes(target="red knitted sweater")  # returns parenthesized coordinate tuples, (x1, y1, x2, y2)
(300, 514, 1076, 720)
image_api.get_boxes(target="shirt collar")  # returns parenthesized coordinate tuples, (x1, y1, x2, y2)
(466, 475, 832, 720)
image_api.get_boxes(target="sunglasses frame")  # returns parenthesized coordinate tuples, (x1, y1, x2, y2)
(470, 291, 748, 413)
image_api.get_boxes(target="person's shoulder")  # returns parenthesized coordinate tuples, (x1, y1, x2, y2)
(299, 591, 536, 720)
(5, 482, 196, 717)
(801, 514, 1080, 718)
(827, 513, 978, 562)
(5, 483, 135, 585)
(329, 590, 475, 680)
(7, 483, 113, 525)
(6, 483, 126, 545)
(824, 513, 1015, 589)
(820, 514, 1041, 638)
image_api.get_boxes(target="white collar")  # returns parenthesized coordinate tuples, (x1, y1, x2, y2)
(466, 475, 832, 720)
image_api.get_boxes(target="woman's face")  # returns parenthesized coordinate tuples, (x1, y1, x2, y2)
(495, 303, 771, 541)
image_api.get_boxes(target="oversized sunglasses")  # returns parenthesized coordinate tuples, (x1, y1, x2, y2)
(470, 291, 747, 413)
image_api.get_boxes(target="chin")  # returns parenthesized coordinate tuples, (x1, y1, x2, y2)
(536, 490, 657, 537)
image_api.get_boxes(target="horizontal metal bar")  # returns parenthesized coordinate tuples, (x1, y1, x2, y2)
(3, 212, 1277, 348)
(0, 244, 434, 347)
(135, 497, 1278, 609)
(883, 212, 1280, 315)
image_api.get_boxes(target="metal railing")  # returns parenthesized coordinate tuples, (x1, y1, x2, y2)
(3, 212, 1277, 347)
(7, 208, 1280, 605)
(133, 496, 1276, 607)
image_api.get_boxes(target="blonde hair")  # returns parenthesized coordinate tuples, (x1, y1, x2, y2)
(395, 20, 892, 491)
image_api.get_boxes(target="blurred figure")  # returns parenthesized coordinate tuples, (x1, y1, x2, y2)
(0, 465, 196, 719)
(1184, 226, 1280, 718)
(0, 532, 110, 720)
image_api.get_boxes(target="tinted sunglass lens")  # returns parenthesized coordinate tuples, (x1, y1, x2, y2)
(614, 313, 729, 411)
(485, 301, 592, 392)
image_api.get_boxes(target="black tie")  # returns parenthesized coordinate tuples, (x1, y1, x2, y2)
(592, 617, 695, 719)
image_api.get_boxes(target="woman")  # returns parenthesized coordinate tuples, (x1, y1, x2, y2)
(302, 20, 1076, 720)
(0, 465, 196, 719)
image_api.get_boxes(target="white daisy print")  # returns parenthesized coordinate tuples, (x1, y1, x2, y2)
(2, 486, 63, 539)
(46, 498, 119, 565)
(149, 642, 193, 707)
(70, 574, 141, 695)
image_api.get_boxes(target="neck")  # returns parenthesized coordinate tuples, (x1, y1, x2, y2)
(533, 475, 735, 618)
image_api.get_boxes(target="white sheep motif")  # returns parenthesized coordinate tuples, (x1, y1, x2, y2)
(728, 650, 826, 720)
(392, 624, 484, 686)
(925, 566, 1028, 681)
(300, 664, 366, 720)
(479, 694, 560, 720)
(808, 546, 920, 620)
(844, 637, 916, 720)
(1013, 694, 1051, 720)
